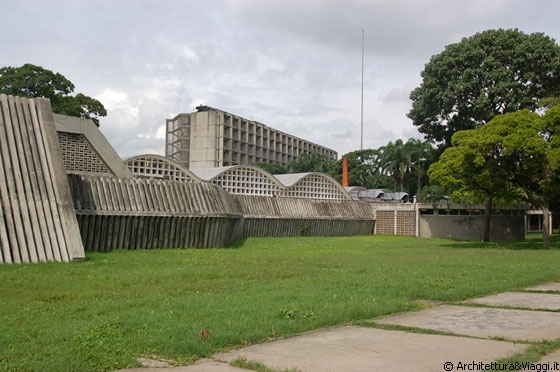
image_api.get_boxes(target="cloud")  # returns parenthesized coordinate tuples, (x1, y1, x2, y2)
(379, 87, 410, 106)
(1, 0, 559, 161)
(95, 89, 128, 111)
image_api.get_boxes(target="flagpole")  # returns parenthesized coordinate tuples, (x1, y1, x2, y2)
(361, 28, 364, 150)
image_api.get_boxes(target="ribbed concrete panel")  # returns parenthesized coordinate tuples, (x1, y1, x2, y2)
(68, 174, 242, 216)
(234, 195, 374, 219)
(68, 174, 244, 249)
(234, 195, 376, 238)
(0, 95, 85, 263)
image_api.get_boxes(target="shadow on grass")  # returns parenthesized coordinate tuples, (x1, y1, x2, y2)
(226, 238, 248, 249)
(442, 233, 560, 250)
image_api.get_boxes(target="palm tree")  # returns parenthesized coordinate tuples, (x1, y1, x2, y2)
(380, 139, 409, 192)
(406, 139, 434, 198)
(380, 138, 434, 195)
(288, 151, 332, 173)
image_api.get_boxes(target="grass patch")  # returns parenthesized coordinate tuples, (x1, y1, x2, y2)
(1, 235, 560, 371)
(230, 357, 301, 372)
(493, 340, 560, 369)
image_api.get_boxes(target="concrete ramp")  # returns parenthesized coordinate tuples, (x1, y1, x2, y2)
(0, 94, 84, 263)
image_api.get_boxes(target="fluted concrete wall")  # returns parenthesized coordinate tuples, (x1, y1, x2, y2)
(68, 174, 244, 249)
(234, 195, 374, 218)
(235, 195, 375, 237)
(242, 218, 375, 237)
(0, 95, 84, 263)
(67, 175, 376, 250)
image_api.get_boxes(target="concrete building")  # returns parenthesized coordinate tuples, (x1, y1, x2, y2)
(165, 106, 338, 169)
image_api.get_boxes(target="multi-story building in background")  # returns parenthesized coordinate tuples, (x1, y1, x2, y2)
(165, 106, 338, 169)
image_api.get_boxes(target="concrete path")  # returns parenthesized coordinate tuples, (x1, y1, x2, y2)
(375, 305, 560, 341)
(116, 282, 560, 372)
(465, 291, 560, 310)
(214, 326, 525, 372)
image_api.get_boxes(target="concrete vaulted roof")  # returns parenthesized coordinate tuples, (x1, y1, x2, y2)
(189, 167, 349, 197)
(191, 165, 283, 189)
(275, 172, 341, 188)
(124, 160, 351, 200)
(123, 154, 204, 182)
(189, 165, 283, 186)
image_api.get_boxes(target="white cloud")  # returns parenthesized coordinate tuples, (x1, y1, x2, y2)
(181, 46, 200, 63)
(1, 0, 558, 160)
(95, 89, 128, 111)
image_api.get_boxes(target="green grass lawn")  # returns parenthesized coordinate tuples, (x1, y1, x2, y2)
(2, 234, 560, 371)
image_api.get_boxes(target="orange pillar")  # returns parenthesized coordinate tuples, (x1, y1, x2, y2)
(342, 157, 349, 187)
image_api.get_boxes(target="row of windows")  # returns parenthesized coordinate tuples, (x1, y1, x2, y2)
(221, 114, 337, 161)
(222, 138, 332, 158)
(222, 151, 294, 166)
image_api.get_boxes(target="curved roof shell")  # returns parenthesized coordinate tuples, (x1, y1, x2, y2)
(275, 172, 350, 200)
(125, 159, 351, 200)
(124, 154, 202, 183)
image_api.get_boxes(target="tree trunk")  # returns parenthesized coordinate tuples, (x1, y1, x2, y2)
(542, 206, 551, 248)
(482, 196, 493, 242)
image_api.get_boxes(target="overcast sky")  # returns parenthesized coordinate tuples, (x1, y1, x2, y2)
(1, 0, 559, 159)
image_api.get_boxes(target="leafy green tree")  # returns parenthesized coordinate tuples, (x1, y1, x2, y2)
(428, 128, 513, 242)
(430, 107, 560, 246)
(288, 151, 333, 173)
(331, 148, 390, 189)
(494, 107, 560, 247)
(0, 63, 106, 126)
(539, 98, 560, 230)
(252, 162, 287, 174)
(408, 29, 560, 150)
(417, 185, 447, 203)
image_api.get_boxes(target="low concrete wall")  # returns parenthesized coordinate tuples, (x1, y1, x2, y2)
(68, 174, 244, 249)
(419, 215, 525, 241)
(67, 175, 376, 250)
(235, 195, 376, 238)
(242, 218, 375, 237)
(76, 215, 242, 250)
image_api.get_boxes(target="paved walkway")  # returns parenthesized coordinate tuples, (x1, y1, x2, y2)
(116, 282, 560, 372)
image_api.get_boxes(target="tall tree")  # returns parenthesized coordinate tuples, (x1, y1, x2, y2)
(408, 29, 560, 150)
(380, 139, 409, 192)
(251, 162, 287, 175)
(0, 63, 106, 126)
(288, 151, 332, 173)
(379, 138, 433, 195)
(494, 108, 560, 247)
(405, 138, 434, 198)
(331, 148, 389, 189)
(428, 129, 513, 242)
(430, 107, 560, 247)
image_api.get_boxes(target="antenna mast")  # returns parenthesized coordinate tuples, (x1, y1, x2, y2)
(360, 28, 364, 150)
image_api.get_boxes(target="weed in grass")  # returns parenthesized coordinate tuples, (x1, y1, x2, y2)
(279, 307, 298, 320)
(299, 220, 310, 236)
